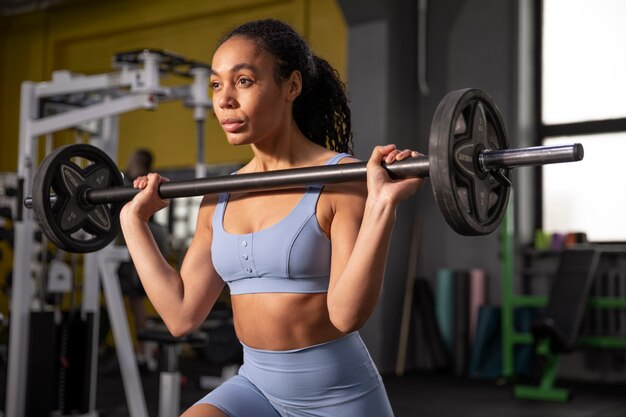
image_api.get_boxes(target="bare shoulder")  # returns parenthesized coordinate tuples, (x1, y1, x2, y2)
(200, 193, 220, 208)
(195, 194, 221, 232)
(331, 155, 367, 197)
(322, 154, 367, 216)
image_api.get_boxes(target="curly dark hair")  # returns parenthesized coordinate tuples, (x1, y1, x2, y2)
(216, 19, 353, 154)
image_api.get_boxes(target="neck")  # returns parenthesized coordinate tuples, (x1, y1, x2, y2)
(249, 121, 324, 171)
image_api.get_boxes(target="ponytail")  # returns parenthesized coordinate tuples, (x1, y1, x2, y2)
(294, 55, 353, 154)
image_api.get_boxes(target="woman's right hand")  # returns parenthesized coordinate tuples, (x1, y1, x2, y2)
(120, 173, 170, 223)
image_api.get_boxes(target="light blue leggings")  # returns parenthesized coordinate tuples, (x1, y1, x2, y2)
(195, 332, 394, 417)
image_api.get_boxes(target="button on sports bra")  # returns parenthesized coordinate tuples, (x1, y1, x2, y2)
(211, 153, 351, 295)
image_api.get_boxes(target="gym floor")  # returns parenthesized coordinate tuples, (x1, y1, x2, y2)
(95, 351, 626, 417)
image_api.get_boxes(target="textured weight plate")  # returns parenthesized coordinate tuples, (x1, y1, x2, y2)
(32, 144, 124, 253)
(429, 89, 510, 235)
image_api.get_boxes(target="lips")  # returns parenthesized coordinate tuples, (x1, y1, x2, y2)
(220, 117, 245, 133)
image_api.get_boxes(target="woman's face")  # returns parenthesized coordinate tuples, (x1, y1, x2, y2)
(210, 36, 293, 147)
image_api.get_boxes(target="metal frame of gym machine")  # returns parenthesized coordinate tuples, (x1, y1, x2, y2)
(6, 49, 212, 417)
(501, 234, 626, 401)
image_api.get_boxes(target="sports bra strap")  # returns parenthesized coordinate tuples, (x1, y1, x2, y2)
(325, 153, 352, 166)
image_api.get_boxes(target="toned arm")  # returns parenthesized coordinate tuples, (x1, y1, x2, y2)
(326, 185, 395, 333)
(120, 192, 225, 337)
(326, 146, 423, 333)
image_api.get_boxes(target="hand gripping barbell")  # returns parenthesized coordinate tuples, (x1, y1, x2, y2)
(24, 89, 584, 253)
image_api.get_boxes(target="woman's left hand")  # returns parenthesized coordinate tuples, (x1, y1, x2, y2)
(366, 144, 425, 205)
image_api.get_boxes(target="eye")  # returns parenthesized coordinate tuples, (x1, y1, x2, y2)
(209, 81, 221, 90)
(237, 77, 254, 87)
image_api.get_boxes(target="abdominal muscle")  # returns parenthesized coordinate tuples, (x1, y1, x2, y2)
(231, 292, 346, 350)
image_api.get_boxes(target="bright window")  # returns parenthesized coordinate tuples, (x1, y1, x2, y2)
(540, 0, 626, 242)
(542, 134, 626, 242)
(542, 0, 626, 124)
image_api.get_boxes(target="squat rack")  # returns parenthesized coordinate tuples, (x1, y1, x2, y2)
(7, 49, 211, 417)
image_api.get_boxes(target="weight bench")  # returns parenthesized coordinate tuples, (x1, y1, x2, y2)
(514, 248, 600, 402)
(137, 327, 208, 417)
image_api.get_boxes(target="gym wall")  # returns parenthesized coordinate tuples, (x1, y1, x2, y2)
(340, 0, 519, 371)
(0, 0, 347, 172)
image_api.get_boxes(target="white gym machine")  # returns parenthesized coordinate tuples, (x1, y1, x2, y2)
(7, 49, 212, 417)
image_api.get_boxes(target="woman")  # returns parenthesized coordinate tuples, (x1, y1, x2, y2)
(120, 19, 423, 417)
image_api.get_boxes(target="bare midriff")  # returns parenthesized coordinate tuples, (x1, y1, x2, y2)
(231, 293, 345, 350)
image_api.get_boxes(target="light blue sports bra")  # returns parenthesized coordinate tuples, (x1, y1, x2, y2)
(211, 153, 351, 295)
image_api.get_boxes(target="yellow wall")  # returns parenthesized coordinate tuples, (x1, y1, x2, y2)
(0, 0, 347, 172)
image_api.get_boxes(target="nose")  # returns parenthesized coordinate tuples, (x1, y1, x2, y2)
(216, 85, 238, 110)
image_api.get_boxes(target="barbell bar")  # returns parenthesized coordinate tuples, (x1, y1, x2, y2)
(24, 144, 581, 207)
(24, 88, 584, 253)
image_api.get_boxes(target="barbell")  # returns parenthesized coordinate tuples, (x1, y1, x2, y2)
(24, 88, 583, 253)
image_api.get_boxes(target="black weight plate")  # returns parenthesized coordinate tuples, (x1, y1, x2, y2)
(429, 89, 510, 235)
(32, 144, 124, 253)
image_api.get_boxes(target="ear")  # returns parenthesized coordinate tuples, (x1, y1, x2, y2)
(285, 70, 302, 102)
